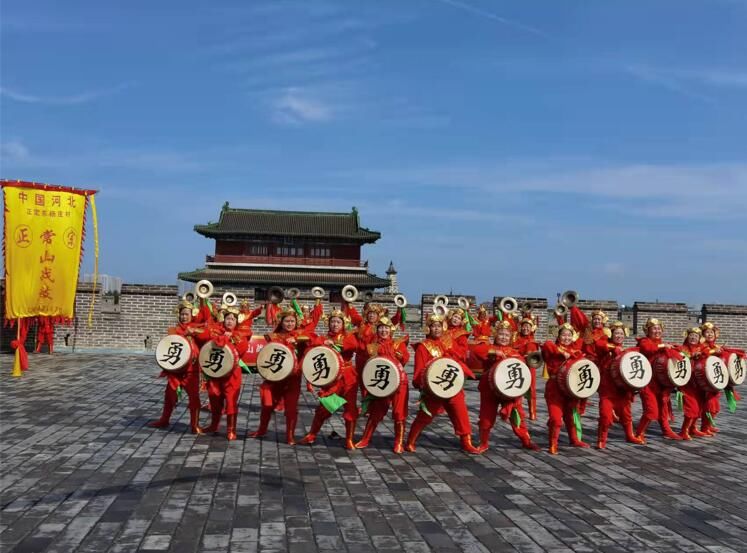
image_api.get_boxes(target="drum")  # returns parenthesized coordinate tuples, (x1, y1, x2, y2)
(693, 355, 729, 392)
(256, 342, 296, 382)
(301, 345, 342, 388)
(652, 352, 691, 387)
(155, 334, 193, 372)
(198, 341, 236, 378)
(557, 359, 601, 399)
(610, 351, 653, 390)
(727, 353, 746, 387)
(489, 357, 531, 399)
(425, 357, 465, 399)
(361, 356, 403, 398)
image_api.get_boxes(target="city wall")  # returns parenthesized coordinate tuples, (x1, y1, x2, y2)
(2, 281, 745, 353)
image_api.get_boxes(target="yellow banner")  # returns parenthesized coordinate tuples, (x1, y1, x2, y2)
(3, 184, 89, 318)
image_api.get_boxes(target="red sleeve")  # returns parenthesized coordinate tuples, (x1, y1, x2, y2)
(233, 335, 249, 357)
(193, 299, 214, 324)
(266, 303, 279, 327)
(637, 337, 660, 359)
(342, 333, 359, 355)
(397, 342, 411, 366)
(345, 303, 363, 326)
(505, 314, 518, 332)
(249, 306, 263, 320)
(195, 326, 213, 345)
(413, 344, 431, 389)
(391, 307, 402, 328)
(555, 313, 565, 325)
(470, 342, 493, 363)
(541, 341, 566, 369)
(570, 306, 589, 334)
(447, 333, 470, 363)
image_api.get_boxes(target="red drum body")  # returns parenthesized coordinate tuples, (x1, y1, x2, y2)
(610, 351, 653, 390)
(361, 356, 404, 398)
(424, 357, 465, 399)
(301, 345, 342, 388)
(256, 342, 297, 382)
(652, 353, 691, 388)
(489, 357, 531, 399)
(693, 355, 729, 392)
(557, 359, 601, 399)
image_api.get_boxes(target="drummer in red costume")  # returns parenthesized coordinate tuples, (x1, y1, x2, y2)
(542, 323, 589, 454)
(34, 317, 55, 354)
(405, 314, 481, 454)
(355, 316, 410, 452)
(471, 305, 497, 343)
(300, 309, 360, 449)
(678, 327, 711, 440)
(587, 321, 645, 448)
(512, 314, 540, 420)
(194, 304, 249, 440)
(149, 299, 204, 433)
(472, 321, 540, 452)
(248, 305, 309, 445)
(635, 318, 684, 442)
(700, 322, 724, 434)
(443, 308, 473, 367)
(346, 302, 386, 382)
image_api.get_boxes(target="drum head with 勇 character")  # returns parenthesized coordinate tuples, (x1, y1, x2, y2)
(703, 355, 729, 391)
(155, 334, 192, 372)
(617, 351, 653, 389)
(425, 357, 465, 399)
(727, 353, 746, 386)
(565, 359, 601, 399)
(361, 357, 402, 398)
(256, 342, 296, 382)
(666, 356, 692, 387)
(301, 345, 341, 388)
(491, 357, 531, 398)
(198, 341, 235, 378)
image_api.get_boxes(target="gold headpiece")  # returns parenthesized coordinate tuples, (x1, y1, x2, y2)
(591, 310, 609, 324)
(364, 303, 386, 315)
(324, 308, 348, 322)
(608, 321, 630, 337)
(555, 322, 579, 342)
(519, 316, 537, 333)
(377, 316, 397, 330)
(478, 305, 488, 313)
(700, 322, 720, 339)
(276, 305, 299, 321)
(217, 304, 245, 324)
(424, 314, 447, 333)
(683, 326, 702, 339)
(644, 318, 664, 331)
(176, 299, 198, 317)
(447, 308, 466, 325)
(494, 320, 513, 331)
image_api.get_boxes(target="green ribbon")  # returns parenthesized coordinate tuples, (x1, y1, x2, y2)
(676, 391, 684, 411)
(725, 388, 738, 414)
(510, 407, 521, 427)
(497, 310, 504, 321)
(361, 394, 372, 415)
(238, 359, 253, 374)
(400, 306, 407, 325)
(418, 392, 432, 417)
(572, 407, 583, 441)
(319, 393, 347, 414)
(176, 386, 183, 402)
(332, 343, 342, 353)
(706, 412, 715, 424)
(291, 298, 302, 317)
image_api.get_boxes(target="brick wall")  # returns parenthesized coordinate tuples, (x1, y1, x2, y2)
(633, 302, 696, 343)
(702, 304, 747, 349)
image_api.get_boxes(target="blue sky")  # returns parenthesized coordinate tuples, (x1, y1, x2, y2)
(2, 0, 746, 306)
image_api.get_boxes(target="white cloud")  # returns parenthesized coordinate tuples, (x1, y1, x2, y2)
(431, 0, 547, 37)
(271, 88, 333, 124)
(0, 140, 30, 161)
(0, 83, 133, 106)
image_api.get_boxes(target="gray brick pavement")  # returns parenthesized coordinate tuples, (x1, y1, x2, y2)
(1, 353, 745, 552)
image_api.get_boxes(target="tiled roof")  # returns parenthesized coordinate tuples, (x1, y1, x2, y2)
(178, 266, 389, 288)
(195, 207, 380, 243)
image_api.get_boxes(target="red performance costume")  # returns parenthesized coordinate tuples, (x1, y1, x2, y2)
(195, 304, 249, 440)
(149, 300, 205, 433)
(355, 317, 411, 453)
(405, 314, 480, 454)
(300, 309, 361, 449)
(541, 323, 589, 454)
(345, 302, 386, 389)
(471, 320, 539, 452)
(34, 317, 56, 354)
(512, 313, 540, 420)
(471, 305, 497, 343)
(678, 327, 711, 440)
(249, 305, 308, 445)
(588, 322, 644, 448)
(635, 318, 684, 443)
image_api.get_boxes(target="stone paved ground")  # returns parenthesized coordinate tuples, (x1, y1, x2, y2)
(1, 353, 746, 553)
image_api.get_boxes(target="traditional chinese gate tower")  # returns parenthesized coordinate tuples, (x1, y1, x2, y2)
(178, 204, 390, 301)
